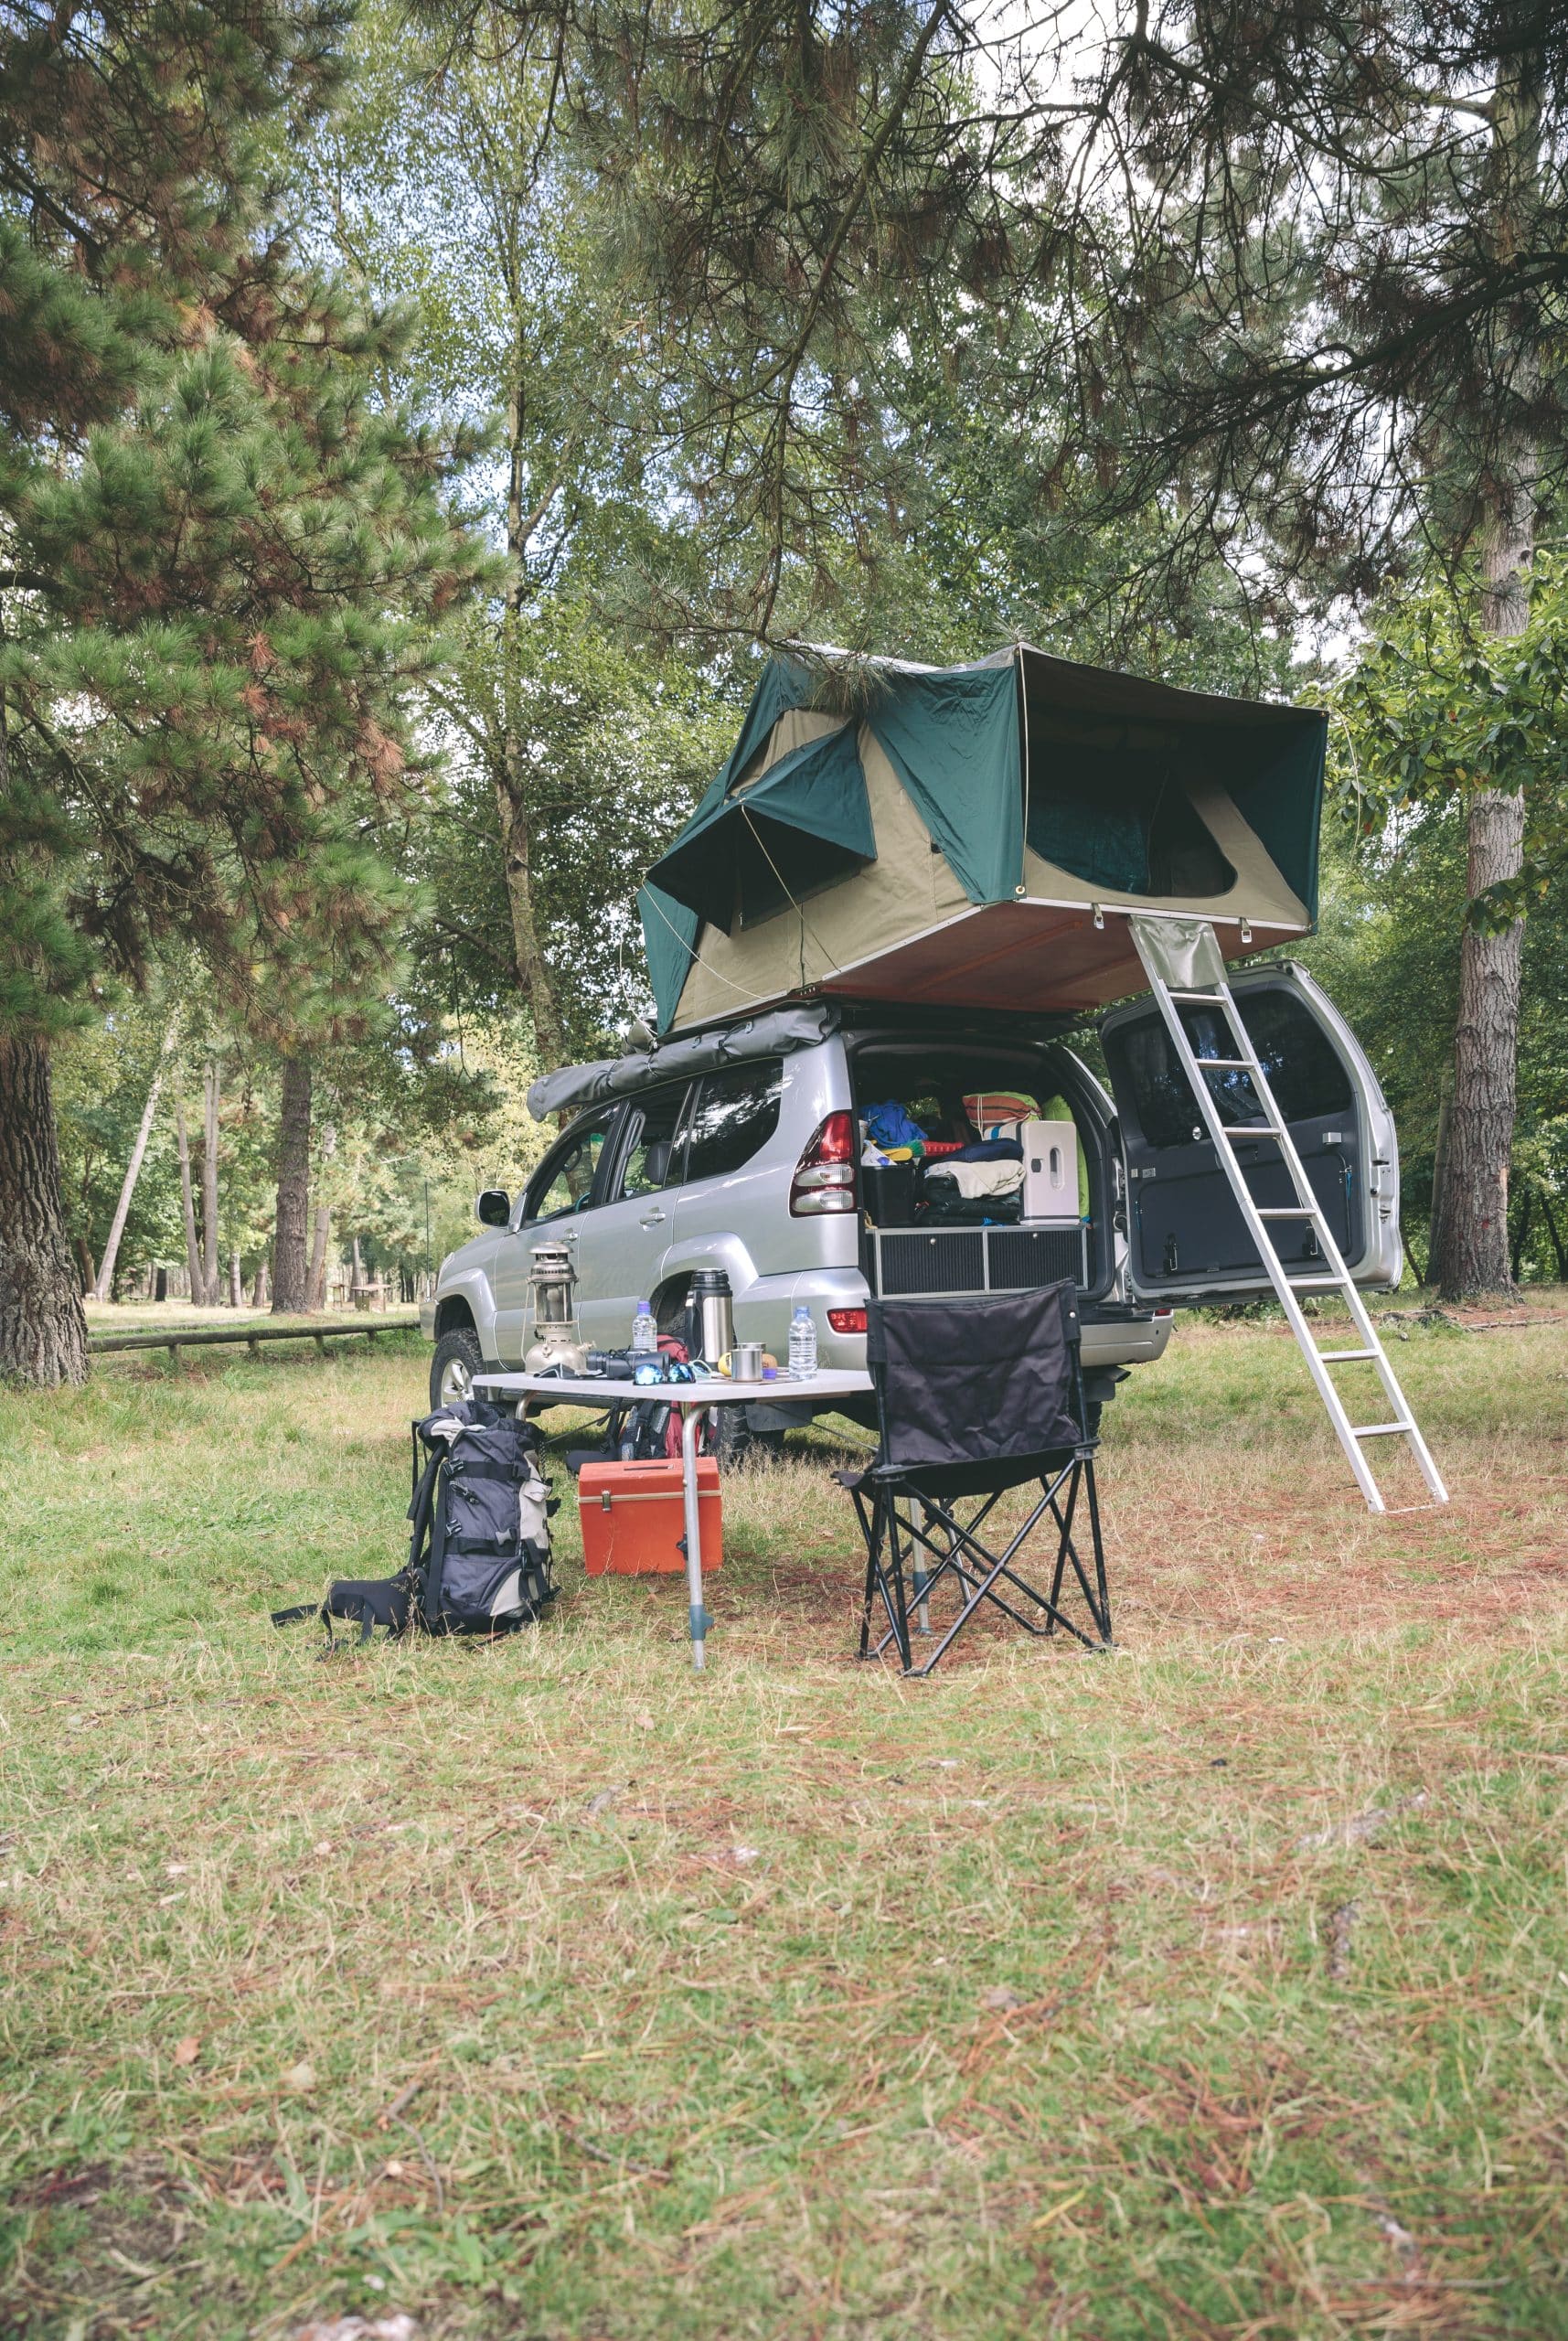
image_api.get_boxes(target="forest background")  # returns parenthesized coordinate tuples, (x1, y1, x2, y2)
(5, 0, 1567, 1380)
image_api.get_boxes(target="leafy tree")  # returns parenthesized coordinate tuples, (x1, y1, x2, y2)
(1, 0, 487, 1383)
(1328, 563, 1568, 1289)
(447, 0, 1566, 1290)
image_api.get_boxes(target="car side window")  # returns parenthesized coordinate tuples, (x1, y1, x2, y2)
(682, 1059, 784, 1184)
(614, 1085, 691, 1202)
(527, 1122, 612, 1222)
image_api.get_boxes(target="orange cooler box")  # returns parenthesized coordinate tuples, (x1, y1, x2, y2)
(579, 1458, 723, 1576)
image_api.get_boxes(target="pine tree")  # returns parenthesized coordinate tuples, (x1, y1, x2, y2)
(0, 0, 487, 1383)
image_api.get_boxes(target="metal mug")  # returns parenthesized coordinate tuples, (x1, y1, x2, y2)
(731, 1341, 764, 1383)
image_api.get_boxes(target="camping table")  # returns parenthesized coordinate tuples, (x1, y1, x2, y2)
(471, 1368, 874, 1672)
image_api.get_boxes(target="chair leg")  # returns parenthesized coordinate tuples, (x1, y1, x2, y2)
(859, 1488, 913, 1671)
(857, 1489, 881, 1661)
(1081, 1452, 1113, 1643)
(883, 1495, 913, 1671)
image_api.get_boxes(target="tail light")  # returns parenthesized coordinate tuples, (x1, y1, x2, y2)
(827, 1306, 868, 1334)
(790, 1110, 857, 1216)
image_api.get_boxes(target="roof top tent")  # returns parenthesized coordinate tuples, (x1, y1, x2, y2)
(637, 645, 1325, 1033)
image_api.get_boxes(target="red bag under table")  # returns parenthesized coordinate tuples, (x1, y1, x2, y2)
(578, 1458, 724, 1577)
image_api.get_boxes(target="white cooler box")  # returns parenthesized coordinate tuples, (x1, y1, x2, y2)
(1020, 1117, 1079, 1222)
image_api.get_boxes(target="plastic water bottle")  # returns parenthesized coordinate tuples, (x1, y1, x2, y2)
(632, 1299, 657, 1355)
(788, 1305, 817, 1379)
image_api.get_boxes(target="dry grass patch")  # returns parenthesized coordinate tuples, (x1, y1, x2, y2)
(2, 1308, 1566, 2339)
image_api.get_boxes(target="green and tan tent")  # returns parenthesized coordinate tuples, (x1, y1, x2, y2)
(638, 645, 1326, 1032)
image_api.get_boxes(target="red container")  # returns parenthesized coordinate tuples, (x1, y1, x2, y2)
(579, 1458, 723, 1577)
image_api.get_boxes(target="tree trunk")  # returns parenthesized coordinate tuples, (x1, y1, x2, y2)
(228, 1249, 242, 1307)
(200, 1062, 220, 1304)
(494, 764, 564, 1070)
(1509, 1183, 1533, 1282)
(351, 1233, 365, 1296)
(0, 1033, 90, 1386)
(175, 1096, 208, 1305)
(306, 1118, 336, 1310)
(308, 1207, 332, 1320)
(253, 1257, 270, 1309)
(1432, 43, 1540, 1303)
(272, 1054, 313, 1312)
(92, 1010, 180, 1302)
(496, 334, 565, 1071)
(1538, 1189, 1567, 1282)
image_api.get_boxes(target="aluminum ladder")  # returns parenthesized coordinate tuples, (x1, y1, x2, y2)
(1128, 914, 1448, 1516)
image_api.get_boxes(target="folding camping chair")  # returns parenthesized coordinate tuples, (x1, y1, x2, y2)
(837, 1281, 1112, 1677)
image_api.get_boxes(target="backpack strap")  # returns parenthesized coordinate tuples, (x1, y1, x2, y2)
(271, 1601, 326, 1629)
(423, 1456, 450, 1630)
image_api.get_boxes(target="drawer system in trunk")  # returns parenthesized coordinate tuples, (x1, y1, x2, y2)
(867, 1221, 1087, 1299)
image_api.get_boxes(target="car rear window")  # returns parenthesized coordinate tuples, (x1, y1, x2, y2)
(682, 1059, 783, 1182)
(1115, 990, 1352, 1149)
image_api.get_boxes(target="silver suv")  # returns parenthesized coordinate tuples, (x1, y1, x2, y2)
(423, 966, 1403, 1432)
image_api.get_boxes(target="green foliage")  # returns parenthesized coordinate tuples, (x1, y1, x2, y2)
(1331, 561, 1568, 930)
(0, 0, 491, 1057)
(1299, 820, 1568, 1280)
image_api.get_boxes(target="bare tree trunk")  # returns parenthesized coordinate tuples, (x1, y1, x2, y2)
(272, 1054, 313, 1312)
(228, 1249, 242, 1308)
(200, 1062, 220, 1304)
(93, 1010, 180, 1303)
(175, 1096, 208, 1305)
(351, 1233, 365, 1296)
(307, 1204, 331, 1311)
(1433, 48, 1540, 1302)
(0, 1033, 90, 1386)
(496, 337, 565, 1071)
(306, 1119, 336, 1311)
(253, 1257, 270, 1309)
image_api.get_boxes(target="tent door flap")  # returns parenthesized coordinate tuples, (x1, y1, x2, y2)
(1101, 962, 1403, 1305)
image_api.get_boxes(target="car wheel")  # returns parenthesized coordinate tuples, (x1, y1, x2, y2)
(430, 1328, 483, 1412)
(714, 1407, 786, 1470)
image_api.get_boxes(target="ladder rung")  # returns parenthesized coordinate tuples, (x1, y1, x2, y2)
(1256, 1206, 1317, 1217)
(1286, 1275, 1351, 1289)
(1350, 1422, 1413, 1438)
(1196, 1056, 1253, 1069)
(1317, 1348, 1377, 1362)
(1220, 1123, 1277, 1138)
(1167, 989, 1229, 1003)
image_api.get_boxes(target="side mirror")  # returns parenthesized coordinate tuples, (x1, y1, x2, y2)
(476, 1188, 511, 1227)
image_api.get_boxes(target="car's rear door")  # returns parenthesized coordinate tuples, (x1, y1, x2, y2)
(1100, 961, 1402, 1305)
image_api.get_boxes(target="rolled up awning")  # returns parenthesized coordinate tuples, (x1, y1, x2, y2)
(645, 721, 875, 935)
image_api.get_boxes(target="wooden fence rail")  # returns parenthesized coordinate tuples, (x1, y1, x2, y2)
(90, 1314, 421, 1362)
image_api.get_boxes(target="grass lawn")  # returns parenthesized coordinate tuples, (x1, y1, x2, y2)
(3, 1299, 1566, 2339)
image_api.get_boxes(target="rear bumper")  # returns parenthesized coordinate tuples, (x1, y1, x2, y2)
(762, 1267, 1175, 1376)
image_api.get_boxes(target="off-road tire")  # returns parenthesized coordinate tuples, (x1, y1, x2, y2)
(430, 1327, 483, 1412)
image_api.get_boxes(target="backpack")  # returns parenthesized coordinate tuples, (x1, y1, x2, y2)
(272, 1398, 555, 1647)
(407, 1399, 557, 1635)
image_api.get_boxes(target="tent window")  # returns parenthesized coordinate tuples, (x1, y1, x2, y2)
(733, 819, 868, 928)
(1025, 757, 1235, 898)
